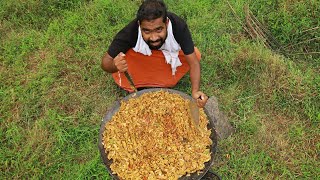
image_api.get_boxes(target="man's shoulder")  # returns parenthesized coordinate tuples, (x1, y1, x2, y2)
(168, 12, 194, 55)
(122, 18, 139, 33)
(168, 12, 188, 29)
(115, 18, 139, 44)
(168, 12, 185, 21)
(107, 19, 138, 58)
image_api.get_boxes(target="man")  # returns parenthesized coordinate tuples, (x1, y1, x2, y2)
(101, 0, 208, 107)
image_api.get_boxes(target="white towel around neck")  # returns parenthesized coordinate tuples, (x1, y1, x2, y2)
(133, 18, 181, 75)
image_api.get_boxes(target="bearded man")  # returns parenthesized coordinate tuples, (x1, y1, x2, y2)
(101, 0, 208, 107)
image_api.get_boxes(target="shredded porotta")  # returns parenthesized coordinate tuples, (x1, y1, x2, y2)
(102, 91, 212, 180)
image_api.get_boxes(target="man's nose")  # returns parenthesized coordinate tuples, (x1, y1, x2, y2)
(150, 33, 158, 41)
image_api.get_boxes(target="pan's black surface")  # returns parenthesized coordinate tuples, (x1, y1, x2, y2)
(98, 88, 217, 180)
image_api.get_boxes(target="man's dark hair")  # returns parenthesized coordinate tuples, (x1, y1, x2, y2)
(137, 0, 167, 23)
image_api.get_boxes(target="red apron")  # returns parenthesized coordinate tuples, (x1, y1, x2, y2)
(112, 47, 201, 92)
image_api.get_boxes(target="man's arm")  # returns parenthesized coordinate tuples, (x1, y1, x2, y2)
(184, 52, 208, 107)
(101, 52, 128, 73)
(185, 52, 201, 93)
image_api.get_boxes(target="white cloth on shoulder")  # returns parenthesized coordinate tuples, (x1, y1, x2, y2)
(133, 18, 182, 75)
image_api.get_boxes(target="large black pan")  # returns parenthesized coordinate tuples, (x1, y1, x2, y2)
(98, 88, 218, 180)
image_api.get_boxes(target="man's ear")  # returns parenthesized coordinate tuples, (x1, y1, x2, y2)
(166, 18, 169, 25)
(137, 20, 140, 25)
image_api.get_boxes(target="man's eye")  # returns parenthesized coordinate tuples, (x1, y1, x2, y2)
(156, 28, 163, 32)
(142, 29, 150, 34)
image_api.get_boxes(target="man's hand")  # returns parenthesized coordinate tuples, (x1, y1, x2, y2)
(114, 52, 128, 72)
(192, 91, 208, 108)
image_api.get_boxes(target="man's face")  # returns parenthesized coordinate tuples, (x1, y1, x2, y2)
(140, 17, 168, 50)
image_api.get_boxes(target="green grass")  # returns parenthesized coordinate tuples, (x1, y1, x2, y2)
(1, 0, 319, 179)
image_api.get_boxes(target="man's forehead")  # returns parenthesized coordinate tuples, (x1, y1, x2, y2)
(140, 17, 166, 29)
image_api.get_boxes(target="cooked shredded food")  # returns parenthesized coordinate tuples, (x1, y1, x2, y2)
(102, 91, 212, 180)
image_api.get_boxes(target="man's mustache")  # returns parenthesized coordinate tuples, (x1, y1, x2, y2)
(148, 39, 161, 43)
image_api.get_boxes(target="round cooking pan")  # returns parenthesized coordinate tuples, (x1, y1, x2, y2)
(98, 88, 218, 180)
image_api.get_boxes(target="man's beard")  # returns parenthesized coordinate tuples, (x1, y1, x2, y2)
(146, 38, 166, 50)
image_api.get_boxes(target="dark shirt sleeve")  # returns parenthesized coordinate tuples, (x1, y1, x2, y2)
(170, 13, 195, 55)
(107, 20, 138, 58)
